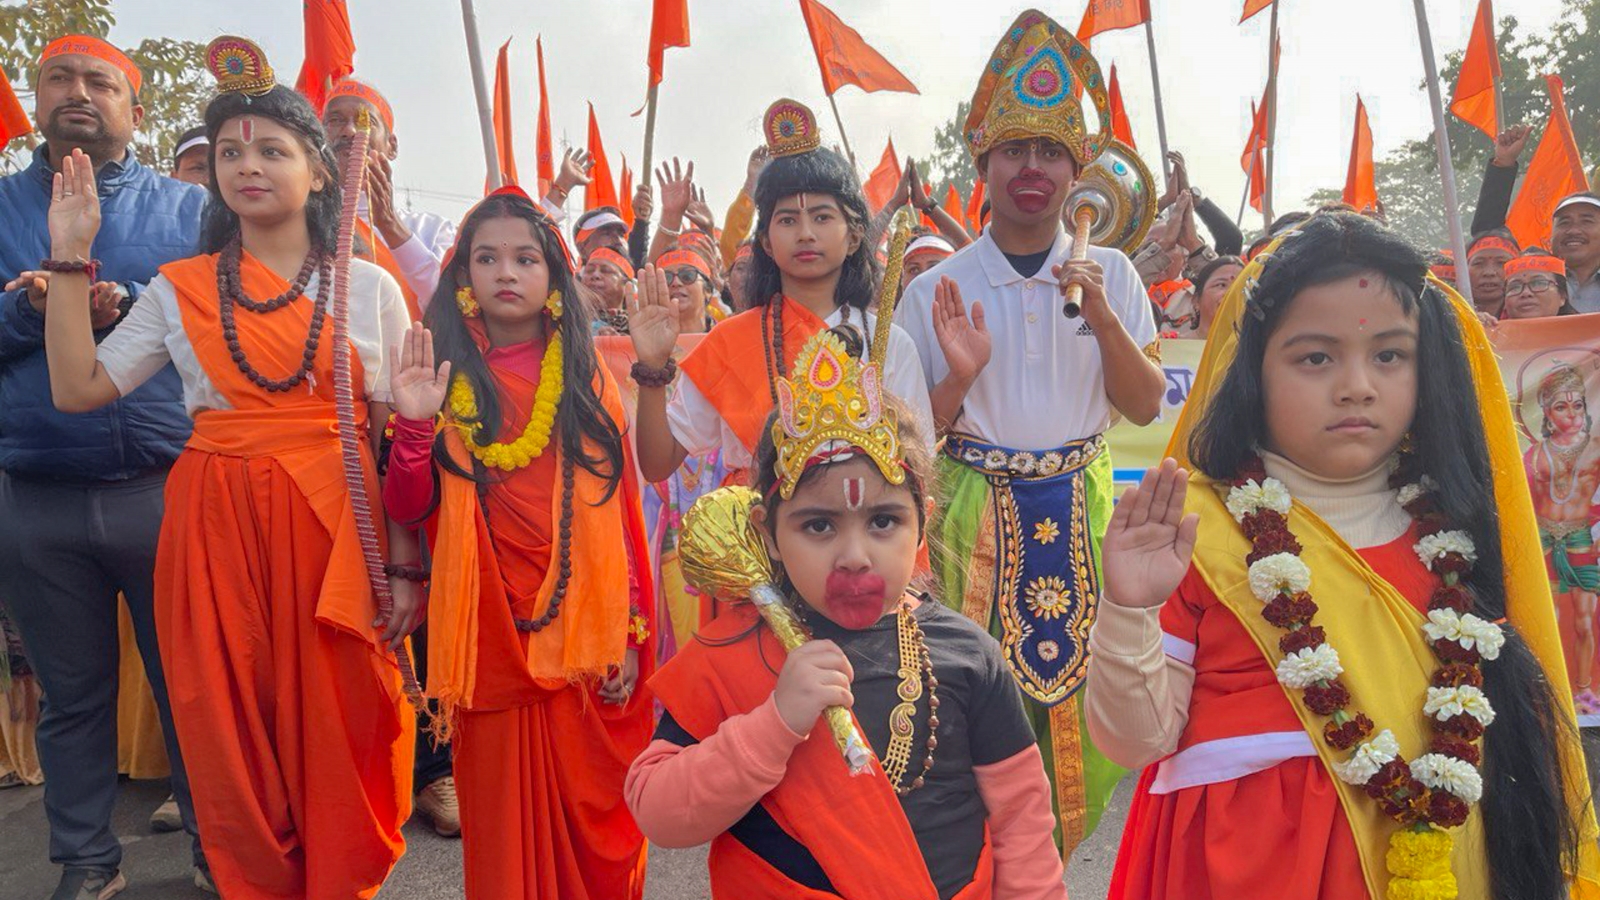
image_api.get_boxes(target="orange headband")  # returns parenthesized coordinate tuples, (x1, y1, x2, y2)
(587, 247, 635, 280)
(40, 35, 142, 95)
(1468, 235, 1520, 259)
(657, 248, 712, 280)
(325, 78, 394, 131)
(1503, 255, 1567, 278)
(734, 243, 754, 263)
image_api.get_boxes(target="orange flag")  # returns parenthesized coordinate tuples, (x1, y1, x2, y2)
(619, 160, 636, 228)
(647, 0, 690, 87)
(1241, 0, 1275, 23)
(1449, 0, 1501, 139)
(863, 137, 901, 213)
(295, 0, 356, 111)
(0, 67, 32, 146)
(798, 0, 918, 96)
(1243, 98, 1268, 213)
(490, 39, 519, 187)
(535, 36, 555, 197)
(966, 180, 987, 233)
(1342, 95, 1378, 213)
(585, 104, 619, 212)
(1076, 0, 1150, 41)
(1107, 63, 1136, 149)
(1506, 75, 1589, 248)
(941, 184, 963, 225)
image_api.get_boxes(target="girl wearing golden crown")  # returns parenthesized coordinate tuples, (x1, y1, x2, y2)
(39, 38, 417, 899)
(381, 184, 655, 900)
(626, 328, 1063, 900)
(628, 98, 931, 494)
(1087, 210, 1600, 900)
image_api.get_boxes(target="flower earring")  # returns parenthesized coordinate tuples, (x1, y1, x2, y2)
(546, 289, 564, 322)
(456, 285, 479, 318)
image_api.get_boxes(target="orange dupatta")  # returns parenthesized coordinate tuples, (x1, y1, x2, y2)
(678, 297, 828, 454)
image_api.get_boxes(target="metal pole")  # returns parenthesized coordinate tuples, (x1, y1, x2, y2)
(460, 0, 501, 189)
(826, 93, 857, 168)
(1412, 0, 1473, 302)
(1262, 1, 1281, 227)
(1143, 19, 1172, 181)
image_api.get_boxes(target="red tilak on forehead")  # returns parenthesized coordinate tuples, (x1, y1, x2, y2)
(240, 117, 255, 145)
(843, 477, 864, 510)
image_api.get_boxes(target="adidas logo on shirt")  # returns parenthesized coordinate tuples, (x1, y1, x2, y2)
(1075, 321, 1095, 337)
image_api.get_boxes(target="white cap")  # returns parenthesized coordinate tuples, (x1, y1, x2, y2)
(173, 134, 209, 159)
(576, 211, 626, 236)
(905, 235, 956, 258)
(1554, 194, 1600, 217)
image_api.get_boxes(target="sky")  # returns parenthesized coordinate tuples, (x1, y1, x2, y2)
(112, 0, 1571, 229)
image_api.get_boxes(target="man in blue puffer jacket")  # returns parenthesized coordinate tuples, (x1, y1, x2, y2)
(0, 35, 209, 900)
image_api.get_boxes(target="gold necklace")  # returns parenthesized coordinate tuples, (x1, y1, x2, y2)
(884, 603, 940, 795)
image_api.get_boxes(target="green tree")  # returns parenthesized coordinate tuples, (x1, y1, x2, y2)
(922, 99, 976, 206)
(1, 0, 210, 174)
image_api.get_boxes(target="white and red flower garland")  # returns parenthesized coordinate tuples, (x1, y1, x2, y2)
(1225, 455, 1504, 900)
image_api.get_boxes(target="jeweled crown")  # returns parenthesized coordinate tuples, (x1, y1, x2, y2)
(206, 36, 276, 97)
(764, 98, 823, 159)
(772, 332, 905, 499)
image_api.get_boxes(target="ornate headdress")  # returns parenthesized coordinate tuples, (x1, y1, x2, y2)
(771, 331, 904, 499)
(764, 98, 823, 159)
(1537, 360, 1586, 409)
(964, 10, 1112, 167)
(205, 36, 276, 97)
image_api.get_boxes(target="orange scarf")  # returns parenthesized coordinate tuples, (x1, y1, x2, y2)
(678, 297, 828, 453)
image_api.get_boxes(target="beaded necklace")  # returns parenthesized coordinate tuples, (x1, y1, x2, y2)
(216, 237, 333, 393)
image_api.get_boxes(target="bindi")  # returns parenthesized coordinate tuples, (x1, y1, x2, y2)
(843, 477, 865, 510)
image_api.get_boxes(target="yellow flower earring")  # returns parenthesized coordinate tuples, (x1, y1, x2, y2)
(456, 285, 480, 318)
(546, 289, 564, 321)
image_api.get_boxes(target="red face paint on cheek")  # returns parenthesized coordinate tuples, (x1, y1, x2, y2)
(822, 571, 889, 629)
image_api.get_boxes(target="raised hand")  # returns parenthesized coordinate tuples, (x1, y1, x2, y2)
(655, 157, 695, 222)
(556, 147, 594, 194)
(1492, 124, 1533, 168)
(387, 322, 452, 421)
(931, 276, 991, 382)
(632, 182, 654, 222)
(49, 148, 101, 260)
(1101, 459, 1199, 610)
(629, 264, 680, 369)
(685, 186, 715, 233)
(743, 145, 770, 195)
(365, 151, 411, 247)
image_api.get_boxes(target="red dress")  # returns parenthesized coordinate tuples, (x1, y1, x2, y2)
(1108, 527, 1439, 900)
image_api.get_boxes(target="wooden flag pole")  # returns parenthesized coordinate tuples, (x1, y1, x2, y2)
(1261, 0, 1281, 226)
(1142, 19, 1172, 180)
(1412, 0, 1473, 302)
(459, 0, 501, 189)
(826, 93, 857, 168)
(641, 83, 660, 187)
(1491, 1, 1505, 135)
(1237, 148, 1258, 228)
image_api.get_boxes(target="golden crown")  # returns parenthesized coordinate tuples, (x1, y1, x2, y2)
(964, 10, 1112, 167)
(764, 98, 822, 159)
(205, 35, 276, 97)
(772, 331, 904, 499)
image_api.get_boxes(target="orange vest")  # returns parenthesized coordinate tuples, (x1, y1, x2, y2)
(650, 607, 993, 900)
(161, 251, 391, 652)
(677, 297, 828, 454)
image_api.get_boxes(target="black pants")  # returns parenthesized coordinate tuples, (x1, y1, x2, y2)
(411, 621, 453, 789)
(0, 470, 204, 870)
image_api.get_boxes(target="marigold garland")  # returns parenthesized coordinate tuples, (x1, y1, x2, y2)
(1224, 453, 1503, 900)
(448, 331, 564, 470)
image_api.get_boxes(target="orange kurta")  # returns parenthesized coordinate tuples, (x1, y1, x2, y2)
(155, 253, 412, 900)
(1107, 531, 1437, 900)
(425, 335, 656, 900)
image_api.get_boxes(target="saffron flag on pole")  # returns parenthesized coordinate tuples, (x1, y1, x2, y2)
(647, 0, 690, 87)
(0, 67, 31, 145)
(619, 160, 636, 229)
(491, 38, 519, 187)
(1505, 75, 1588, 248)
(1342, 95, 1378, 213)
(295, 0, 355, 111)
(1076, 0, 1150, 41)
(1243, 98, 1268, 213)
(1449, 0, 1502, 139)
(966, 180, 987, 234)
(585, 104, 619, 212)
(1241, 0, 1275, 24)
(941, 184, 963, 226)
(863, 137, 901, 214)
(1108, 63, 1136, 149)
(798, 0, 918, 96)
(535, 36, 555, 196)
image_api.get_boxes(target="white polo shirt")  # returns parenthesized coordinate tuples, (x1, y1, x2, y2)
(895, 226, 1155, 450)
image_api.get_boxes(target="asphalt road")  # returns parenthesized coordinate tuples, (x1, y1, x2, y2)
(0, 775, 1132, 898)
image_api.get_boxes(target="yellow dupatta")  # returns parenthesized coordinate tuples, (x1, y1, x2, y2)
(1164, 234, 1600, 899)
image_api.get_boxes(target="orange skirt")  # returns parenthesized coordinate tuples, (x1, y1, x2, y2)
(156, 448, 412, 900)
(453, 682, 651, 900)
(1109, 758, 1369, 900)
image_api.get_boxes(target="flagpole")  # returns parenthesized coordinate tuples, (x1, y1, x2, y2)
(641, 83, 660, 187)
(1237, 148, 1258, 228)
(1262, 0, 1281, 227)
(459, 0, 501, 188)
(1412, 0, 1473, 302)
(826, 93, 857, 168)
(1489, 0, 1504, 136)
(1142, 19, 1172, 180)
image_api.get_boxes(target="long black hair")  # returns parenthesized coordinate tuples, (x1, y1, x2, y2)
(1190, 211, 1586, 900)
(199, 85, 340, 255)
(743, 147, 876, 313)
(423, 193, 624, 500)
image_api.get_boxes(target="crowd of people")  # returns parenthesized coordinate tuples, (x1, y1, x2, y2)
(1, 9, 1598, 900)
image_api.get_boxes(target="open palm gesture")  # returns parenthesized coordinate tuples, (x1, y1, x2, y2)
(930, 277, 991, 382)
(629, 264, 680, 370)
(1102, 459, 1199, 610)
(388, 323, 452, 421)
(48, 148, 102, 258)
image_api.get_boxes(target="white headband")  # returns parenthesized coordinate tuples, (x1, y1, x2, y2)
(905, 235, 956, 258)
(174, 135, 209, 160)
(576, 211, 626, 235)
(1554, 195, 1600, 217)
